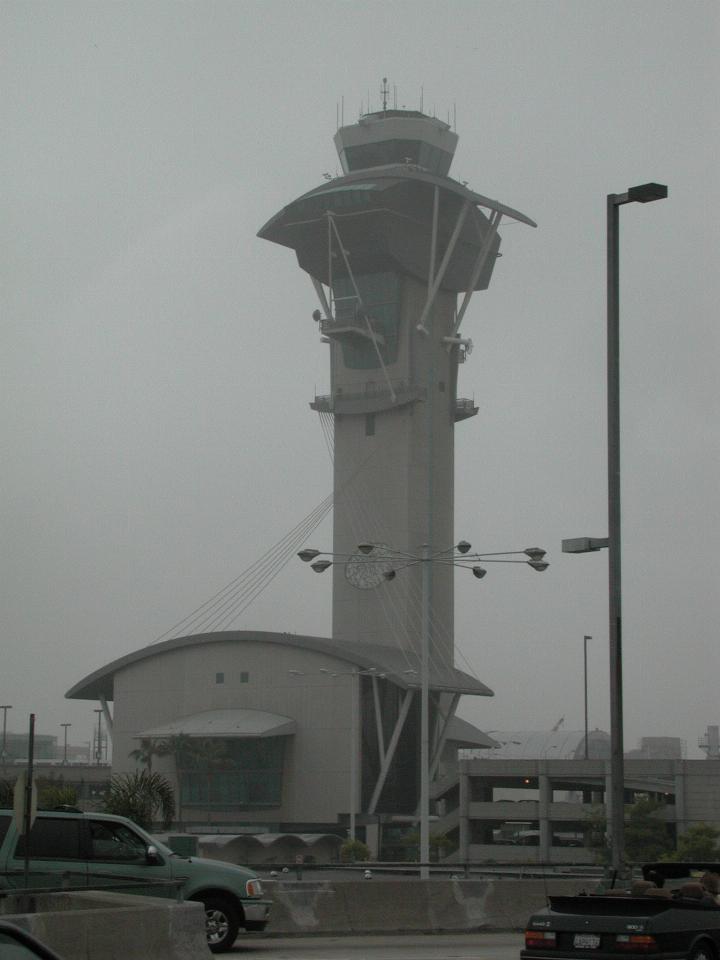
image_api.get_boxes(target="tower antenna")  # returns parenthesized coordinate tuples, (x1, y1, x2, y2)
(381, 77, 389, 113)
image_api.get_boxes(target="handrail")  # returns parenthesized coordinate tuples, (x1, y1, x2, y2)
(0, 870, 186, 903)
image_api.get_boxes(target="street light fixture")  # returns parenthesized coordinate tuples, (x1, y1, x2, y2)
(94, 709, 103, 765)
(583, 637, 591, 760)
(300, 539, 548, 877)
(60, 723, 72, 765)
(0, 706, 12, 762)
(564, 181, 667, 875)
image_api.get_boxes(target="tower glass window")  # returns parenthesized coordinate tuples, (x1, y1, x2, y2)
(333, 271, 399, 369)
(343, 140, 452, 176)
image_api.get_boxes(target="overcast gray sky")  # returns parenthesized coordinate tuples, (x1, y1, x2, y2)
(2, 0, 718, 758)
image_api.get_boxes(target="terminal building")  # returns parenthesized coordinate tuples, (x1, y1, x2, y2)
(66, 630, 495, 852)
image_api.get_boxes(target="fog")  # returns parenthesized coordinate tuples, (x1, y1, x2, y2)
(2, 0, 718, 758)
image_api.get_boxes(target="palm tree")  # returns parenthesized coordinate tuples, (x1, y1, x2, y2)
(104, 770, 175, 830)
(128, 737, 171, 774)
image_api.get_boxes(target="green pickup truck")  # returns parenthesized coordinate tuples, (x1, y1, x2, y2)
(0, 808, 272, 952)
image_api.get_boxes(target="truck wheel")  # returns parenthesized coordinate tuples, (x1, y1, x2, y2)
(194, 895, 240, 953)
(688, 942, 717, 960)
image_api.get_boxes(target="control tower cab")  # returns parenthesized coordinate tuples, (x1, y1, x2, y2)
(334, 108, 458, 176)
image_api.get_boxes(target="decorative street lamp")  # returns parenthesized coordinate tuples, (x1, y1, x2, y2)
(300, 540, 548, 877)
(563, 181, 667, 876)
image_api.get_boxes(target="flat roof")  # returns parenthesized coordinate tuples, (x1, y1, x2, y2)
(138, 708, 296, 739)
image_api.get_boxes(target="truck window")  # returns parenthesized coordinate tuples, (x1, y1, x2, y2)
(0, 815, 11, 847)
(14, 818, 83, 860)
(88, 820, 148, 862)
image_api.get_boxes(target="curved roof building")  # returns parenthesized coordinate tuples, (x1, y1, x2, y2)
(68, 630, 493, 830)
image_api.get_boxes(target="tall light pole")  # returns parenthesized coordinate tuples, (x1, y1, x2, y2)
(607, 182, 667, 875)
(0, 705, 11, 762)
(583, 636, 591, 760)
(301, 540, 548, 877)
(564, 181, 667, 875)
(61, 723, 72, 764)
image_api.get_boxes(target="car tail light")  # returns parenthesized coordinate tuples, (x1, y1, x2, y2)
(246, 879, 263, 897)
(525, 930, 557, 949)
(615, 935, 657, 952)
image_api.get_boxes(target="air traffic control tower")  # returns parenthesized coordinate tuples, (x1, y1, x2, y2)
(258, 99, 535, 673)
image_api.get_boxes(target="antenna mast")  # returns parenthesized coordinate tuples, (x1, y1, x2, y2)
(381, 77, 389, 113)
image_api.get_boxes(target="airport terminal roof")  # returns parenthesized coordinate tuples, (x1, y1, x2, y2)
(478, 728, 610, 760)
(66, 630, 493, 702)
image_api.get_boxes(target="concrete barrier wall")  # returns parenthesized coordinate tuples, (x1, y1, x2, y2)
(264, 877, 585, 935)
(1, 890, 211, 960)
(1, 878, 589, 952)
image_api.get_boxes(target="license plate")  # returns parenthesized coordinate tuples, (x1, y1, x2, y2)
(574, 934, 601, 949)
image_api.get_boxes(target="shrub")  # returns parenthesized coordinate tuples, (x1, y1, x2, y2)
(340, 838, 371, 862)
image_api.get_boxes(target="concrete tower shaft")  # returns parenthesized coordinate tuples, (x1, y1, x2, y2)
(327, 274, 459, 666)
(258, 107, 536, 670)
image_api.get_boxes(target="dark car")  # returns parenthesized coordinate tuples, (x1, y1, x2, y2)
(522, 863, 720, 960)
(0, 921, 65, 959)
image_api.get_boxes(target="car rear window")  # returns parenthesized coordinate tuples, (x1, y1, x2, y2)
(14, 817, 84, 860)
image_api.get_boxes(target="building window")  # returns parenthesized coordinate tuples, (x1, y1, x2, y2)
(178, 737, 285, 809)
(240, 671, 249, 683)
(333, 272, 400, 370)
(365, 414, 375, 436)
(215, 672, 224, 684)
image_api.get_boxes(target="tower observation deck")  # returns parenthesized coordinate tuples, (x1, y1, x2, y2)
(258, 104, 535, 671)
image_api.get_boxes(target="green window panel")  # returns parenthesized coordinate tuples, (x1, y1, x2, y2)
(177, 736, 286, 809)
(333, 272, 399, 370)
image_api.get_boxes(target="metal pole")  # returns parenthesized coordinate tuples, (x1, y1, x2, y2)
(24, 713, 35, 888)
(583, 637, 591, 760)
(0, 705, 11, 760)
(419, 544, 430, 879)
(94, 709, 103, 765)
(607, 194, 625, 874)
(61, 723, 71, 764)
(350, 671, 358, 841)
